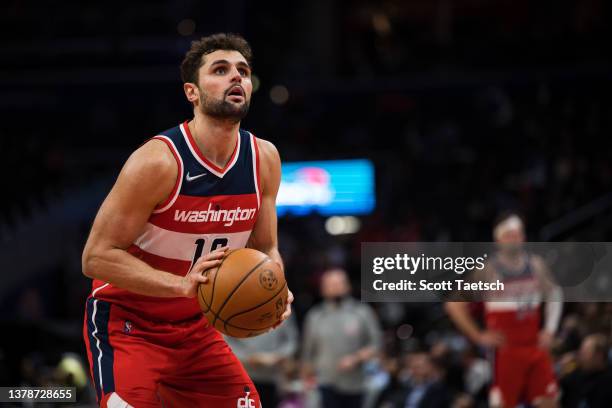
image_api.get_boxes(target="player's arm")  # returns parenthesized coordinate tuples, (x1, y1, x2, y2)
(246, 138, 293, 319)
(445, 302, 504, 347)
(445, 302, 484, 344)
(532, 255, 563, 347)
(82, 140, 224, 298)
(446, 262, 505, 347)
(247, 139, 283, 268)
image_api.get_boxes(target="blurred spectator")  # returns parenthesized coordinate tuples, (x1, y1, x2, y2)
(375, 352, 452, 408)
(278, 359, 307, 408)
(301, 268, 383, 408)
(459, 345, 490, 404)
(560, 333, 612, 408)
(224, 315, 299, 408)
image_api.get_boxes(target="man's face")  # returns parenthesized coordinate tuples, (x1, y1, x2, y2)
(321, 270, 350, 299)
(495, 225, 525, 255)
(578, 337, 602, 370)
(496, 227, 525, 244)
(189, 50, 253, 123)
(406, 353, 433, 384)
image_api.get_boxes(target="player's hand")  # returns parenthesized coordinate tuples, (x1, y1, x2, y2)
(538, 330, 554, 350)
(179, 246, 229, 298)
(269, 289, 293, 331)
(281, 289, 294, 321)
(476, 330, 505, 348)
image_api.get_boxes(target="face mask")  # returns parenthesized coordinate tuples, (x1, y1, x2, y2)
(329, 295, 346, 305)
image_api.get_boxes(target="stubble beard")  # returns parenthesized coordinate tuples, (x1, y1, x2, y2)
(198, 89, 250, 124)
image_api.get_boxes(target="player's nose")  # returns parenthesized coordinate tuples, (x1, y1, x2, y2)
(229, 65, 242, 83)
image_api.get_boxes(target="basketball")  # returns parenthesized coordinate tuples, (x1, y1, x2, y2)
(197, 248, 288, 338)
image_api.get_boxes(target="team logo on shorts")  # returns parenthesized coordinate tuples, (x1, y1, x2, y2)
(237, 387, 256, 408)
(258, 269, 278, 291)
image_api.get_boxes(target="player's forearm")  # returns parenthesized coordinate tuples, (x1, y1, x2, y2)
(445, 302, 482, 343)
(261, 246, 284, 272)
(83, 246, 183, 297)
(544, 286, 563, 334)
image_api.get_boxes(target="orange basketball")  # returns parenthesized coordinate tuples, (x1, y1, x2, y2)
(197, 248, 288, 338)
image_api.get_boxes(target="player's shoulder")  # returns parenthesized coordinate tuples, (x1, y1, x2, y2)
(528, 253, 550, 276)
(124, 137, 177, 180)
(251, 134, 280, 163)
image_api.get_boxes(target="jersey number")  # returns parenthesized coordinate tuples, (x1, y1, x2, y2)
(192, 238, 228, 265)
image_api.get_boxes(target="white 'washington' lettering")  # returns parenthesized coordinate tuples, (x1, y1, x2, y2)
(174, 203, 256, 226)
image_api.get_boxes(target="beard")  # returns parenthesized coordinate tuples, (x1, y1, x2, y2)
(198, 88, 249, 123)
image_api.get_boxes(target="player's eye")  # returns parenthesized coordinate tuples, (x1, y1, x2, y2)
(238, 68, 249, 77)
(214, 67, 226, 75)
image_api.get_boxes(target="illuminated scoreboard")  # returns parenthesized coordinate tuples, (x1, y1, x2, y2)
(276, 159, 375, 216)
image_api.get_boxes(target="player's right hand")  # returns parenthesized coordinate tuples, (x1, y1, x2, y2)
(477, 330, 505, 348)
(179, 246, 229, 298)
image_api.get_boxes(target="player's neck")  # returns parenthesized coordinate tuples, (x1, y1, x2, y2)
(188, 115, 240, 169)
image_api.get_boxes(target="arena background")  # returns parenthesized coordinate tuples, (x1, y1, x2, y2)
(1, 1, 611, 407)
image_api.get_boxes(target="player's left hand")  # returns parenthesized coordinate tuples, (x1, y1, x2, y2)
(281, 289, 294, 321)
(270, 289, 293, 331)
(539, 330, 554, 350)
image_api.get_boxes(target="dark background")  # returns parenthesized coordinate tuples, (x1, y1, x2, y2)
(1, 1, 611, 406)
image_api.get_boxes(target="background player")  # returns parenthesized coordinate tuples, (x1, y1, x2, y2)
(445, 213, 563, 408)
(81, 33, 292, 407)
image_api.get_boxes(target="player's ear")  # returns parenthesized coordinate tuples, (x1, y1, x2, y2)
(184, 82, 199, 104)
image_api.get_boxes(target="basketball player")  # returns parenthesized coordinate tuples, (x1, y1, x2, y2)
(81, 33, 292, 408)
(445, 213, 562, 408)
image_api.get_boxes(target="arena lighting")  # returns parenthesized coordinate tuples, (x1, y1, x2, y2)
(276, 159, 376, 216)
(270, 85, 289, 105)
(325, 216, 361, 235)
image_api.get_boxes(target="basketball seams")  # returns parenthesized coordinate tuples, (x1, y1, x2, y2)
(209, 249, 237, 315)
(199, 290, 274, 332)
(197, 284, 210, 313)
(224, 281, 287, 324)
(212, 256, 270, 326)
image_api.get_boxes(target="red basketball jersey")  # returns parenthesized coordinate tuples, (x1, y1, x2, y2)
(484, 254, 543, 346)
(89, 121, 261, 321)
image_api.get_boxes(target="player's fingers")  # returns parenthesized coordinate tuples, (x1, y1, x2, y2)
(280, 303, 292, 321)
(192, 252, 225, 271)
(193, 274, 210, 284)
(192, 259, 222, 275)
(201, 247, 229, 261)
(286, 289, 294, 304)
(210, 246, 230, 255)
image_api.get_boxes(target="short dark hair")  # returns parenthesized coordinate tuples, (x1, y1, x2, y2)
(180, 33, 253, 84)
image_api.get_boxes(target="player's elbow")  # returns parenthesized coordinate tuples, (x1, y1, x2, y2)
(82, 246, 104, 279)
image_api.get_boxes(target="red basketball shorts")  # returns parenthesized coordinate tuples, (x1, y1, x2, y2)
(489, 345, 558, 407)
(83, 297, 260, 408)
